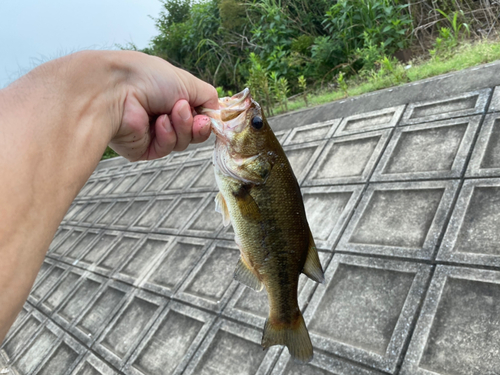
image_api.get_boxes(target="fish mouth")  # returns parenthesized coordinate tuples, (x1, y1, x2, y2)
(219, 87, 250, 110)
(200, 88, 253, 139)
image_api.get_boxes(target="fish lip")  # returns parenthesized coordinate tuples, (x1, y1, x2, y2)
(204, 88, 253, 139)
(210, 118, 226, 139)
(222, 89, 252, 130)
(222, 87, 250, 108)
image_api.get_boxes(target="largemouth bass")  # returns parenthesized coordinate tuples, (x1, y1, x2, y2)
(202, 88, 324, 363)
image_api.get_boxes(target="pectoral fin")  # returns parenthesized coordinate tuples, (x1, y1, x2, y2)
(234, 258, 263, 291)
(233, 184, 261, 221)
(215, 192, 231, 227)
(302, 232, 325, 283)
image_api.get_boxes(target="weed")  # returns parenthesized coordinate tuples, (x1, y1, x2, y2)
(298, 75, 308, 106)
(379, 56, 409, 84)
(306, 40, 500, 114)
(437, 9, 470, 41)
(247, 53, 273, 116)
(270, 72, 289, 112)
(430, 10, 471, 59)
(337, 71, 349, 97)
(356, 33, 386, 70)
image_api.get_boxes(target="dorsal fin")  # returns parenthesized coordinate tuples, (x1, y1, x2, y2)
(215, 192, 231, 226)
(302, 231, 324, 284)
(234, 258, 263, 291)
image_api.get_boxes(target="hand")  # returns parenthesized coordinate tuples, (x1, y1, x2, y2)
(109, 52, 218, 161)
(0, 50, 219, 343)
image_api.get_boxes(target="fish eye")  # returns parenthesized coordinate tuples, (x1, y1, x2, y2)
(251, 116, 264, 130)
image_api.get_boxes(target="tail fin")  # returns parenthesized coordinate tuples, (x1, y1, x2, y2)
(261, 314, 313, 363)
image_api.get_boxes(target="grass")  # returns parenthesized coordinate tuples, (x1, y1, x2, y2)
(276, 38, 500, 116)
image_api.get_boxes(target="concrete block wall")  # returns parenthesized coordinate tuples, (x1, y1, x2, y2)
(4, 63, 500, 375)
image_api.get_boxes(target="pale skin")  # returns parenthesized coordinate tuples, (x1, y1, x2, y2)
(0, 50, 219, 342)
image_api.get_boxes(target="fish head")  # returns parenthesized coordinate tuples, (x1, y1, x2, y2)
(203, 88, 273, 156)
(200, 88, 279, 183)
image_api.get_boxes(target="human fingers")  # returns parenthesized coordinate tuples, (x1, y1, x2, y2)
(169, 100, 194, 151)
(171, 100, 210, 151)
(169, 98, 212, 147)
(174, 67, 219, 111)
(146, 114, 177, 160)
(111, 52, 218, 159)
(109, 94, 151, 161)
(114, 52, 218, 118)
(169, 99, 211, 150)
(191, 115, 212, 144)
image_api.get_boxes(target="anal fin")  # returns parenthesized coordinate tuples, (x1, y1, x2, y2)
(215, 192, 231, 227)
(234, 258, 263, 292)
(302, 231, 325, 283)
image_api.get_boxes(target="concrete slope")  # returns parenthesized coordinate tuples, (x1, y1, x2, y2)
(4, 62, 500, 375)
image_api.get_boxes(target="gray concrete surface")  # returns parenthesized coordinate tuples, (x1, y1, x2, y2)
(4, 61, 500, 374)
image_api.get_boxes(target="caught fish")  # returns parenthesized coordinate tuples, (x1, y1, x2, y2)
(201, 88, 324, 363)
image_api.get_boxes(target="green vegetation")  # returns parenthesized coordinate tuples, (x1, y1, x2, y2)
(280, 39, 500, 115)
(141, 0, 415, 114)
(139, 0, 499, 113)
(102, 0, 500, 159)
(102, 146, 119, 160)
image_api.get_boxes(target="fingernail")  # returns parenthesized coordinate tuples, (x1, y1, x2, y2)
(179, 101, 191, 122)
(200, 117, 211, 136)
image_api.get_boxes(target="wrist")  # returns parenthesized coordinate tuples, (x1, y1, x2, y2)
(60, 50, 129, 140)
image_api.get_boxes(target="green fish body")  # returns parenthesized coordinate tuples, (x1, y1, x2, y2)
(203, 88, 324, 363)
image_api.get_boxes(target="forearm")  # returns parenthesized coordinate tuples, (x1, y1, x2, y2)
(0, 51, 126, 340)
(0, 49, 217, 342)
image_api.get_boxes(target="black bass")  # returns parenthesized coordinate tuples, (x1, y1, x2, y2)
(202, 88, 324, 363)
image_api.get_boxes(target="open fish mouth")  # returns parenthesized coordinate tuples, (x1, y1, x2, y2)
(200, 88, 253, 138)
(219, 87, 250, 110)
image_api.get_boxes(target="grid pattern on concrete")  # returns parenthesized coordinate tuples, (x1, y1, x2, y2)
(3, 83, 500, 375)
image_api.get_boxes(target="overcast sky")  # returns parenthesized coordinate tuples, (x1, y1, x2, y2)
(1, 0, 164, 88)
